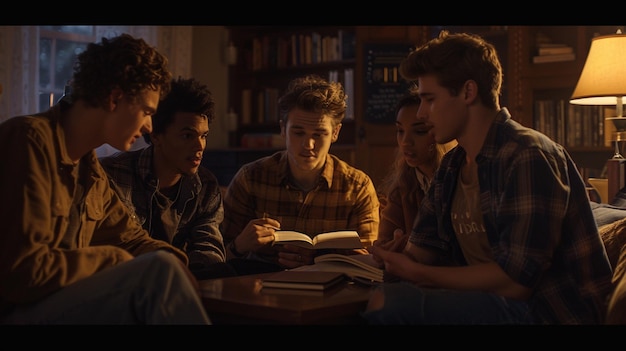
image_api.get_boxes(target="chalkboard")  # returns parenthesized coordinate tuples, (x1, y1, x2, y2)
(364, 43, 413, 124)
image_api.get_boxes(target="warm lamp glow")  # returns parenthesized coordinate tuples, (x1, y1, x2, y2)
(570, 31, 626, 108)
(570, 29, 626, 159)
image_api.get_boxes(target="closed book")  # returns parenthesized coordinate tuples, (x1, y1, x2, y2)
(261, 287, 327, 296)
(261, 270, 345, 291)
(294, 253, 384, 283)
(532, 52, 576, 63)
(338, 29, 356, 60)
(241, 89, 252, 125)
(538, 46, 574, 55)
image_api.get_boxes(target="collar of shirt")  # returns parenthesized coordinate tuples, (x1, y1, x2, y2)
(136, 145, 203, 197)
(414, 167, 431, 194)
(276, 151, 334, 190)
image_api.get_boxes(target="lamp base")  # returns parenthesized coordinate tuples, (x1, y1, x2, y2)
(607, 117, 626, 133)
(607, 117, 626, 158)
(612, 140, 625, 159)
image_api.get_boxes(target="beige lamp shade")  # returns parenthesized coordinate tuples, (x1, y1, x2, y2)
(570, 32, 626, 106)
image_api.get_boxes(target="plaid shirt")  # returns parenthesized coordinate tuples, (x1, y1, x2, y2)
(222, 151, 379, 263)
(99, 146, 226, 272)
(410, 108, 614, 324)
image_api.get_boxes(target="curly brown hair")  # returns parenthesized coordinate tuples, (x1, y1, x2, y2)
(70, 33, 172, 109)
(277, 74, 347, 127)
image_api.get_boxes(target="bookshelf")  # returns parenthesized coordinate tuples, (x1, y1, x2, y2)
(532, 88, 605, 149)
(507, 26, 620, 175)
(219, 26, 618, 187)
(226, 26, 357, 148)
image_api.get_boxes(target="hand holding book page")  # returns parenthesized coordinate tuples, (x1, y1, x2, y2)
(272, 230, 363, 250)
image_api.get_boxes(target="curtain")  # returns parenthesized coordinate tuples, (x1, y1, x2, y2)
(0, 26, 38, 122)
(0, 25, 193, 123)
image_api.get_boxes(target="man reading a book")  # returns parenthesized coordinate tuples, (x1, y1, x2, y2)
(221, 74, 380, 275)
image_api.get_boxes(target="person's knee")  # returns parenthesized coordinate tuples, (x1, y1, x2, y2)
(366, 288, 385, 312)
(147, 251, 180, 269)
(139, 251, 187, 281)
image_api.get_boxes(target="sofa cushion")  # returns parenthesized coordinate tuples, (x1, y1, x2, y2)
(591, 201, 626, 228)
(598, 217, 626, 324)
(598, 217, 626, 269)
(606, 248, 626, 324)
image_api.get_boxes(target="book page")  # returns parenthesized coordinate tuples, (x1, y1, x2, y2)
(315, 253, 382, 275)
(273, 231, 314, 248)
(311, 261, 382, 283)
(311, 231, 362, 249)
(296, 253, 384, 283)
(273, 230, 362, 249)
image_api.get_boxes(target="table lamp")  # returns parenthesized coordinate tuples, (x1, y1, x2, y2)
(570, 28, 626, 201)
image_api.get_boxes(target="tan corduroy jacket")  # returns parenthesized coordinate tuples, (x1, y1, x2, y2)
(0, 104, 187, 313)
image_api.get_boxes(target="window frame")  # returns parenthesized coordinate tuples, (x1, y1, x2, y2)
(38, 26, 96, 111)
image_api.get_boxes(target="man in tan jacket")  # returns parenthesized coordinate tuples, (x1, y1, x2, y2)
(0, 34, 210, 324)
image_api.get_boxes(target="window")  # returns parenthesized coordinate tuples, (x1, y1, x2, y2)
(0, 26, 191, 122)
(38, 26, 95, 112)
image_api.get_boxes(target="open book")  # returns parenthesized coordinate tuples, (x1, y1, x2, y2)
(272, 230, 362, 250)
(294, 253, 384, 284)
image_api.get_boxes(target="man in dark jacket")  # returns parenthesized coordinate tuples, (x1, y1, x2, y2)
(100, 77, 234, 279)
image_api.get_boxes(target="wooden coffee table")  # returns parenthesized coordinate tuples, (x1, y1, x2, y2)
(199, 273, 374, 324)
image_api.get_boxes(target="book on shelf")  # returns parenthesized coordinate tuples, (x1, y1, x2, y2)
(241, 89, 252, 125)
(311, 31, 321, 64)
(261, 270, 346, 291)
(532, 52, 576, 64)
(294, 253, 384, 284)
(344, 67, 354, 120)
(299, 34, 306, 66)
(338, 29, 356, 60)
(272, 230, 363, 250)
(537, 45, 574, 56)
(538, 43, 568, 48)
(291, 34, 300, 66)
(605, 107, 617, 147)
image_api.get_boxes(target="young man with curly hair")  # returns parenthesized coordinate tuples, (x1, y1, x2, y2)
(0, 34, 210, 324)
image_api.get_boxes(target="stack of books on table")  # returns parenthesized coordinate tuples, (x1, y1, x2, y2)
(261, 270, 346, 291)
(293, 253, 384, 285)
(532, 43, 575, 64)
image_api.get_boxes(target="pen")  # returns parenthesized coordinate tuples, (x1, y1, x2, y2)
(262, 212, 281, 230)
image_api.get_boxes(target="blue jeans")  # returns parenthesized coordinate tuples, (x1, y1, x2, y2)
(1, 251, 211, 324)
(362, 281, 534, 324)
